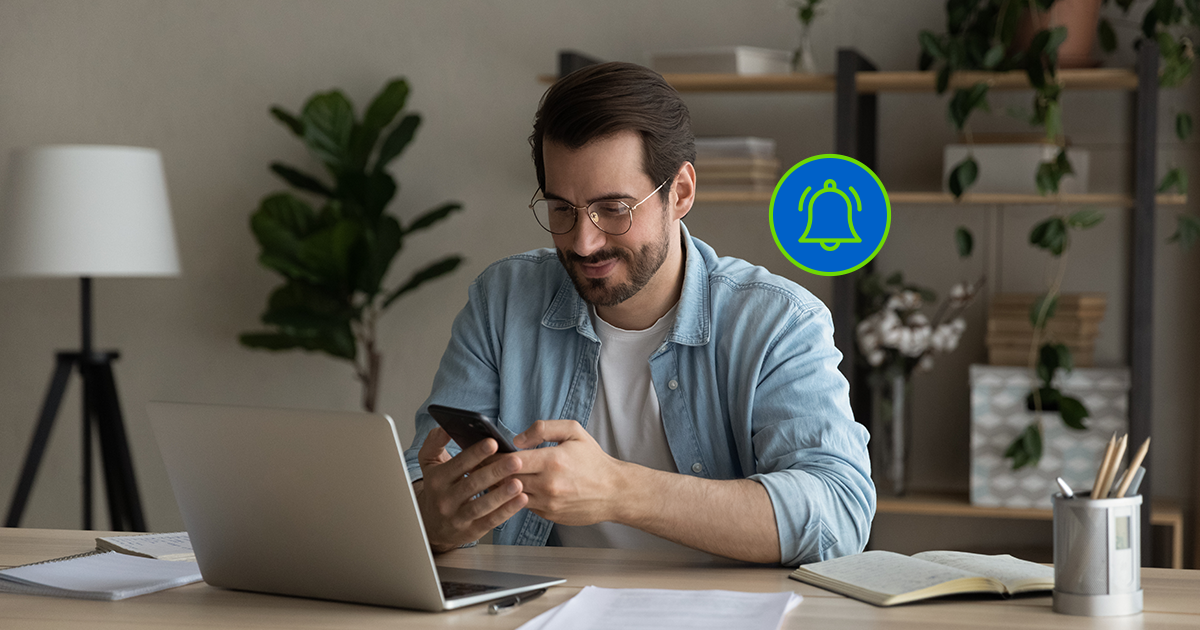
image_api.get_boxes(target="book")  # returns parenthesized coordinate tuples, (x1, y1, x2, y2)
(789, 550, 1053, 607)
(0, 550, 202, 600)
(95, 531, 195, 562)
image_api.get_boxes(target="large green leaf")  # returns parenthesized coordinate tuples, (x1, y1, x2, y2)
(948, 156, 978, 198)
(261, 282, 356, 329)
(1098, 18, 1118, 53)
(1030, 217, 1067, 255)
(1005, 423, 1043, 470)
(239, 323, 356, 360)
(404, 202, 463, 235)
(1168, 213, 1200, 249)
(1067, 208, 1104, 229)
(1177, 112, 1193, 141)
(297, 218, 362, 289)
(383, 255, 464, 308)
(955, 226, 973, 258)
(354, 215, 402, 296)
(251, 194, 322, 282)
(363, 171, 398, 219)
(1058, 395, 1090, 430)
(374, 114, 421, 174)
(301, 90, 356, 172)
(364, 78, 410, 136)
(270, 162, 334, 197)
(1157, 167, 1187, 194)
(270, 106, 304, 136)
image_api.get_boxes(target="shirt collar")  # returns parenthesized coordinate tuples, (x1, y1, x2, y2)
(541, 222, 710, 347)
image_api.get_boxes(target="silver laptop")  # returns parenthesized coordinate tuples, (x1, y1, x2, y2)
(148, 402, 564, 611)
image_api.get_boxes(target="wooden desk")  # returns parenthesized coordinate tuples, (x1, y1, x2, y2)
(3, 528, 1199, 629)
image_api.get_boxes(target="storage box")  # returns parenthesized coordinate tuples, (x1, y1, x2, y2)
(943, 144, 1090, 195)
(970, 365, 1128, 509)
(694, 137, 776, 160)
(986, 293, 1106, 367)
(650, 47, 792, 75)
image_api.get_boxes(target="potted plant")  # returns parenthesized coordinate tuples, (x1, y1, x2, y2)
(240, 77, 464, 412)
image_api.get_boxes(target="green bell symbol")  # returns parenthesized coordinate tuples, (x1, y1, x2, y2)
(798, 179, 862, 251)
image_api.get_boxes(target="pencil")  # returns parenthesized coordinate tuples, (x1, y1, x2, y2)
(1091, 433, 1117, 497)
(1098, 434, 1128, 499)
(1115, 437, 1151, 498)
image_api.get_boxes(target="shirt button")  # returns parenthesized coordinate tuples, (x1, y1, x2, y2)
(691, 462, 703, 474)
(668, 380, 678, 390)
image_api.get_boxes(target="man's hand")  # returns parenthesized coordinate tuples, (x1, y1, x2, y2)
(512, 420, 627, 526)
(415, 427, 527, 553)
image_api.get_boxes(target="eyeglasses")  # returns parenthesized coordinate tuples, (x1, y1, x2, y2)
(528, 179, 668, 236)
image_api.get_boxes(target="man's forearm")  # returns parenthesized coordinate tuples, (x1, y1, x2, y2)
(612, 463, 781, 563)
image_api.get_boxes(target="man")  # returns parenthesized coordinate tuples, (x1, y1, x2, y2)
(403, 62, 873, 566)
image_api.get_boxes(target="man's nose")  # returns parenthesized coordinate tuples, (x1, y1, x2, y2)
(570, 210, 608, 258)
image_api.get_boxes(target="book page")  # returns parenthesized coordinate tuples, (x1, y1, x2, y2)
(799, 550, 984, 597)
(912, 551, 1053, 593)
(95, 532, 194, 562)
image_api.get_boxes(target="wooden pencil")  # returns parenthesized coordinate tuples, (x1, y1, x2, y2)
(1091, 433, 1117, 497)
(1098, 434, 1128, 498)
(1115, 437, 1151, 498)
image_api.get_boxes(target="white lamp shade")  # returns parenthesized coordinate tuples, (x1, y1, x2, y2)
(0, 145, 181, 277)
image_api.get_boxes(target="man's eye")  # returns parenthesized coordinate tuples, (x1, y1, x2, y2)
(593, 202, 628, 216)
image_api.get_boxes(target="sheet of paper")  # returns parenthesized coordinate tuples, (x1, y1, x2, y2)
(96, 532, 195, 561)
(517, 586, 802, 630)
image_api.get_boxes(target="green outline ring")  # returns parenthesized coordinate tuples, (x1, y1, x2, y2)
(769, 153, 891, 276)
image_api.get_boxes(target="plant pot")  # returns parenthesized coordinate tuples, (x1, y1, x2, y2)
(1012, 0, 1103, 69)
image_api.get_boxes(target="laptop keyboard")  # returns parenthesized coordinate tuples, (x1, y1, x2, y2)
(441, 580, 504, 599)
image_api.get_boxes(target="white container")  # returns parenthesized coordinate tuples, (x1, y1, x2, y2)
(970, 365, 1128, 509)
(943, 144, 1090, 194)
(694, 137, 776, 160)
(650, 47, 792, 75)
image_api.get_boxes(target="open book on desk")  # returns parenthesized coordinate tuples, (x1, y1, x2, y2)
(789, 550, 1053, 607)
(0, 551, 201, 600)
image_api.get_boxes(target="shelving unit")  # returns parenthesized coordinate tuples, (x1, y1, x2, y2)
(548, 46, 1177, 565)
(876, 493, 1184, 569)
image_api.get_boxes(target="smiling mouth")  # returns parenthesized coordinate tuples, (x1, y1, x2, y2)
(580, 258, 618, 278)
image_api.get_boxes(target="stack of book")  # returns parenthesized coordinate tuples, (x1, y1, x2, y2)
(985, 293, 1106, 366)
(693, 137, 780, 193)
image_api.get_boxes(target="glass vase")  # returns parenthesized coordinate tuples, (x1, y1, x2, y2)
(870, 372, 912, 496)
(792, 22, 817, 73)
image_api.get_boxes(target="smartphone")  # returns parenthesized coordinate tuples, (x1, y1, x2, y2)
(427, 404, 518, 453)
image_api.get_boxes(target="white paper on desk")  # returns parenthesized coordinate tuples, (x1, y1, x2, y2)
(517, 586, 802, 630)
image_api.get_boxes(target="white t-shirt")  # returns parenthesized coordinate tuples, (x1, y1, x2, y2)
(552, 303, 691, 552)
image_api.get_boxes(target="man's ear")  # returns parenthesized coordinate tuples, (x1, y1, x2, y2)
(671, 161, 696, 221)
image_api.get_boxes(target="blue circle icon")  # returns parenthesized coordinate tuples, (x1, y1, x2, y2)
(769, 154, 890, 276)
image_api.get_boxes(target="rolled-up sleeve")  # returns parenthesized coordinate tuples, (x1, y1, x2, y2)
(744, 303, 875, 566)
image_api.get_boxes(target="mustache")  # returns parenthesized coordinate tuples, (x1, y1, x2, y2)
(560, 248, 630, 265)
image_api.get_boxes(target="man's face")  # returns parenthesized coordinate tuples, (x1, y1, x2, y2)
(543, 131, 672, 308)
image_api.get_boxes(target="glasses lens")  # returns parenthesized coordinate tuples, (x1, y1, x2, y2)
(588, 201, 631, 235)
(531, 199, 575, 234)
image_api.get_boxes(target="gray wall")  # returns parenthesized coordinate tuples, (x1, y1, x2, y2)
(0, 1, 1195, 559)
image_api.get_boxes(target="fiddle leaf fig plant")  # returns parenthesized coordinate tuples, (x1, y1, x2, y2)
(241, 77, 464, 412)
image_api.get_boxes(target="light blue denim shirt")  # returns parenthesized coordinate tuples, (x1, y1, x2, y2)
(404, 224, 875, 566)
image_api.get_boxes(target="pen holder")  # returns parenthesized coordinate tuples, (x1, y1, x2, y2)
(1052, 492, 1143, 616)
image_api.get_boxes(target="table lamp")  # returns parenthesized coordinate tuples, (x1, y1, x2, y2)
(0, 145, 180, 531)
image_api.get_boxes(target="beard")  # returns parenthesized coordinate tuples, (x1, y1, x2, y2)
(557, 225, 671, 308)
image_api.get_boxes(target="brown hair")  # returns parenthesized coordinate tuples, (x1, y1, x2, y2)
(530, 62, 694, 202)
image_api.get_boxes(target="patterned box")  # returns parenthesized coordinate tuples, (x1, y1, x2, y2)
(970, 364, 1129, 509)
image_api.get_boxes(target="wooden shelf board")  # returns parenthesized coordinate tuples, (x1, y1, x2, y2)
(877, 491, 1181, 527)
(541, 68, 1141, 93)
(695, 190, 1187, 207)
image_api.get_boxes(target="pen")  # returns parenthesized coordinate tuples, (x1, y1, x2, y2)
(1056, 477, 1074, 498)
(488, 588, 546, 615)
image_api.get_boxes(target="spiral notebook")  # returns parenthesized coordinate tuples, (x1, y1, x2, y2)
(0, 550, 202, 600)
